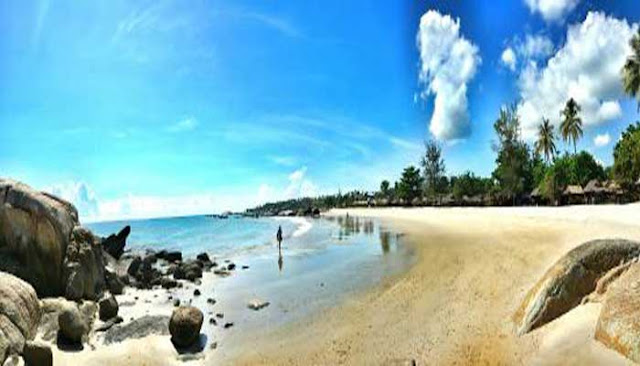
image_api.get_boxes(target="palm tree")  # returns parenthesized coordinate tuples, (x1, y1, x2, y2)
(560, 98, 583, 154)
(623, 29, 640, 111)
(535, 118, 556, 163)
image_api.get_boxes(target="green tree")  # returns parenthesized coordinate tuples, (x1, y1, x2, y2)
(560, 98, 583, 154)
(421, 140, 446, 201)
(397, 166, 424, 205)
(623, 29, 640, 111)
(380, 180, 390, 198)
(534, 118, 557, 163)
(452, 171, 487, 200)
(572, 151, 606, 187)
(613, 122, 640, 188)
(492, 105, 533, 204)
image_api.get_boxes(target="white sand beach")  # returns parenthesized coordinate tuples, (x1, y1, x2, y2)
(230, 204, 640, 365)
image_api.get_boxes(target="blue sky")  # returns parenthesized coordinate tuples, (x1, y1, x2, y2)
(1, 0, 639, 221)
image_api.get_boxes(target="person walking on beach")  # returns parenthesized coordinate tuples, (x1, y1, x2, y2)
(276, 225, 283, 250)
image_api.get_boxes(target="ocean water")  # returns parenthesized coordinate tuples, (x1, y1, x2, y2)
(87, 214, 414, 355)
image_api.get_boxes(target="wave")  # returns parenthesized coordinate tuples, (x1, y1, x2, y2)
(273, 216, 313, 238)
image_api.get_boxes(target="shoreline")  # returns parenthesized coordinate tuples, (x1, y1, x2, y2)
(230, 204, 640, 365)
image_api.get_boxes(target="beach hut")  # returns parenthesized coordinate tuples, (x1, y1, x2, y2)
(530, 187, 543, 206)
(583, 179, 603, 204)
(441, 194, 455, 206)
(563, 185, 585, 205)
(606, 181, 624, 203)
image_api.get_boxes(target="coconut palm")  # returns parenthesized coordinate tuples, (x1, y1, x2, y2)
(623, 29, 640, 112)
(560, 98, 583, 154)
(534, 118, 556, 163)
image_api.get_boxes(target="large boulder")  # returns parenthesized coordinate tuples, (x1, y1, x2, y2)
(101, 226, 130, 260)
(0, 272, 41, 364)
(57, 306, 88, 344)
(169, 306, 203, 348)
(0, 179, 107, 300)
(62, 227, 106, 300)
(514, 239, 640, 335)
(595, 262, 640, 362)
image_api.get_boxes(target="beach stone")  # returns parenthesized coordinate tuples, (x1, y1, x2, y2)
(196, 253, 210, 263)
(193, 289, 201, 297)
(101, 225, 131, 260)
(169, 306, 203, 348)
(206, 298, 216, 305)
(595, 262, 640, 362)
(104, 269, 124, 295)
(247, 299, 270, 311)
(127, 257, 142, 277)
(103, 315, 169, 344)
(57, 306, 88, 344)
(227, 263, 236, 271)
(22, 341, 52, 366)
(173, 299, 181, 307)
(514, 239, 640, 335)
(98, 295, 118, 321)
(157, 251, 182, 263)
(161, 277, 178, 289)
(0, 272, 41, 365)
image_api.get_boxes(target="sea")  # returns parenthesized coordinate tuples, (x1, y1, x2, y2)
(87, 214, 415, 355)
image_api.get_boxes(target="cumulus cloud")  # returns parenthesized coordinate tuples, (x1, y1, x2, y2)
(594, 133, 611, 147)
(501, 34, 553, 72)
(501, 47, 517, 71)
(45, 182, 99, 220)
(167, 117, 198, 132)
(524, 0, 580, 22)
(284, 166, 318, 199)
(516, 12, 638, 139)
(518, 34, 554, 59)
(417, 10, 481, 141)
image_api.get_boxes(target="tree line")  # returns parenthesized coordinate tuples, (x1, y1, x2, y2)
(246, 29, 640, 215)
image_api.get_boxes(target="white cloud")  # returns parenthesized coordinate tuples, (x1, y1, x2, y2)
(284, 166, 318, 199)
(597, 101, 623, 121)
(516, 12, 638, 139)
(594, 133, 611, 147)
(501, 47, 517, 71)
(45, 182, 99, 220)
(524, 0, 580, 22)
(518, 34, 554, 59)
(417, 10, 481, 141)
(167, 117, 198, 133)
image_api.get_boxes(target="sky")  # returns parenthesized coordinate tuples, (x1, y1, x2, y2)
(1, 0, 639, 222)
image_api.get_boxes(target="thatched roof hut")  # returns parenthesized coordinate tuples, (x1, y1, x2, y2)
(563, 185, 584, 196)
(583, 179, 603, 194)
(604, 181, 623, 195)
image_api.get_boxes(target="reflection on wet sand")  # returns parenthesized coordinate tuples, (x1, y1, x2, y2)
(328, 214, 402, 255)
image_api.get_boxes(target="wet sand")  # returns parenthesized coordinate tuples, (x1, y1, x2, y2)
(231, 204, 640, 365)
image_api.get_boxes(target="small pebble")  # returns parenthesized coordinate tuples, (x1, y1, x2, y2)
(194, 289, 201, 296)
(216, 313, 224, 319)
(209, 318, 217, 325)
(224, 322, 234, 329)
